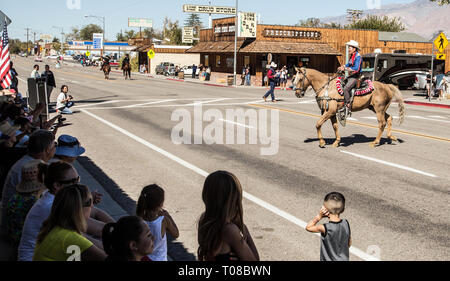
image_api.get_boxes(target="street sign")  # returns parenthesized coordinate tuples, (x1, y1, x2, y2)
(93, 33, 103, 50)
(238, 12, 257, 38)
(183, 4, 236, 15)
(86, 51, 91, 57)
(147, 49, 155, 59)
(434, 32, 448, 53)
(128, 18, 153, 28)
(437, 53, 446, 60)
(182, 27, 194, 44)
(40, 34, 52, 41)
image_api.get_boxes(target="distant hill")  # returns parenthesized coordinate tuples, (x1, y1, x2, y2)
(321, 0, 450, 40)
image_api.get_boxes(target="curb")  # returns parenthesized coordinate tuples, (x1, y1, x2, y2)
(404, 100, 450, 109)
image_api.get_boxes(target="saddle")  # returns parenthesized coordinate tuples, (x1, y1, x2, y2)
(336, 76, 375, 97)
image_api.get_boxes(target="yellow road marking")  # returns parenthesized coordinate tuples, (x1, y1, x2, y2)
(249, 103, 450, 143)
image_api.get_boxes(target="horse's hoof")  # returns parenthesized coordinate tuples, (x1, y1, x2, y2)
(369, 142, 379, 148)
(332, 141, 340, 148)
(389, 136, 398, 142)
(319, 141, 326, 148)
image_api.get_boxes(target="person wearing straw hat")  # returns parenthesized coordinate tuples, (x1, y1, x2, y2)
(6, 159, 47, 246)
(337, 40, 363, 118)
(0, 121, 19, 148)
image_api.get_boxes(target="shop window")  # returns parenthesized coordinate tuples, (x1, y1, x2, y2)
(205, 55, 209, 67)
(244, 56, 250, 67)
(226, 57, 234, 68)
(216, 55, 221, 67)
(299, 57, 310, 67)
(395, 60, 406, 68)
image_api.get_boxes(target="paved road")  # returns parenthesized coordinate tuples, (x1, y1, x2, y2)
(13, 57, 450, 261)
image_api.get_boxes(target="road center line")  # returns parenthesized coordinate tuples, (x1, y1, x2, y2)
(340, 150, 437, 178)
(81, 108, 380, 261)
(185, 98, 228, 106)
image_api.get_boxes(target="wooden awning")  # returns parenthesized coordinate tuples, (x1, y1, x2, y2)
(241, 41, 342, 55)
(132, 44, 153, 52)
(186, 41, 245, 53)
(187, 40, 341, 56)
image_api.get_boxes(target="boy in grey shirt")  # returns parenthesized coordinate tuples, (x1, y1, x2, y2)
(306, 192, 351, 261)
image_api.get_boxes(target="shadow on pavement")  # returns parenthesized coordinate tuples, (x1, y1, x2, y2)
(304, 134, 404, 147)
(77, 156, 196, 261)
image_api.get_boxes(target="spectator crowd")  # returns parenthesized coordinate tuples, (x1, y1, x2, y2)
(0, 62, 351, 262)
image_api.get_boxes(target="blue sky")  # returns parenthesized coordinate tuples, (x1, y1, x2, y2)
(2, 0, 416, 42)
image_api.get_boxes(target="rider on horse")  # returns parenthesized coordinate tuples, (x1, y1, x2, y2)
(337, 40, 362, 117)
(122, 54, 130, 68)
(100, 55, 111, 70)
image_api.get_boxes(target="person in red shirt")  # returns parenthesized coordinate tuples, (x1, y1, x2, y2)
(262, 62, 278, 102)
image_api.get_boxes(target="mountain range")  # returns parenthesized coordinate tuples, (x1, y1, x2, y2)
(321, 0, 450, 40)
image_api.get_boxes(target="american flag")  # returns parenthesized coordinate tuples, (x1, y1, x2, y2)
(0, 20, 11, 89)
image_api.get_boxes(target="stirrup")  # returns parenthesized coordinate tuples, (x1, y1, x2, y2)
(337, 108, 347, 127)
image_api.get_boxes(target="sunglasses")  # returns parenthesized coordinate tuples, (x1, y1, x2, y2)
(58, 176, 80, 185)
(83, 197, 93, 207)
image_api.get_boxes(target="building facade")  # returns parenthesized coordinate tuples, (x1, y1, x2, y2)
(187, 17, 448, 86)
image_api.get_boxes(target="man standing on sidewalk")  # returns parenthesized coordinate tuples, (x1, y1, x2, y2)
(41, 65, 56, 104)
(192, 64, 197, 79)
(263, 62, 277, 102)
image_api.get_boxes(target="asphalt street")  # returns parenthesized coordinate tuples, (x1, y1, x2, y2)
(12, 56, 450, 261)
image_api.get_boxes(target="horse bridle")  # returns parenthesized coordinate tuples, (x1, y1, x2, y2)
(293, 69, 315, 96)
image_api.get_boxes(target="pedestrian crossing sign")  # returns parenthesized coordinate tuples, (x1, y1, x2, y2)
(86, 51, 91, 57)
(434, 32, 448, 53)
(147, 49, 155, 59)
(437, 53, 446, 60)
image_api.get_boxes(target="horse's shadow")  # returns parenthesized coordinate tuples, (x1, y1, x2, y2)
(304, 134, 405, 147)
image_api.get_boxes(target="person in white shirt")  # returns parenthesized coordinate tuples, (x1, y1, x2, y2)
(56, 85, 74, 114)
(30, 65, 40, 79)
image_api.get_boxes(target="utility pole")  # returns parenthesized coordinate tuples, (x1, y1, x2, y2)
(233, 0, 238, 86)
(209, 0, 212, 28)
(25, 28, 31, 57)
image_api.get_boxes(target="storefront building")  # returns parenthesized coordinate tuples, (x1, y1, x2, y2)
(187, 17, 447, 86)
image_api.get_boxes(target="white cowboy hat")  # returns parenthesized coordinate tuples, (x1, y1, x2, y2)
(346, 40, 360, 50)
(270, 62, 277, 68)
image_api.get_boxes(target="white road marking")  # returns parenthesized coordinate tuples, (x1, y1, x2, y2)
(298, 100, 316, 104)
(428, 115, 447, 119)
(81, 108, 380, 261)
(219, 119, 256, 129)
(74, 100, 122, 108)
(341, 151, 437, 178)
(185, 98, 229, 106)
(347, 117, 358, 121)
(117, 99, 177, 109)
(409, 116, 450, 123)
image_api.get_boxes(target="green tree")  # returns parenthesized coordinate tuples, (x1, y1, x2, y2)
(184, 13, 203, 28)
(322, 22, 344, 29)
(66, 27, 81, 41)
(348, 15, 405, 32)
(80, 24, 103, 40)
(9, 39, 23, 54)
(430, 0, 450, 4)
(296, 18, 321, 27)
(163, 17, 182, 45)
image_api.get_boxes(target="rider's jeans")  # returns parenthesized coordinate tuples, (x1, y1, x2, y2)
(59, 101, 74, 114)
(264, 81, 276, 101)
(343, 77, 358, 105)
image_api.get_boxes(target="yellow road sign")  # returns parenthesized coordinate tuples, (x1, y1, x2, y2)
(86, 51, 91, 57)
(147, 49, 155, 59)
(437, 53, 446, 60)
(434, 32, 448, 53)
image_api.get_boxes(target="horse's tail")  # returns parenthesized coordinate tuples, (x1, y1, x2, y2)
(389, 84, 405, 125)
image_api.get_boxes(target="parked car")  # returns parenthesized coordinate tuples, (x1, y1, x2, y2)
(413, 74, 428, 90)
(164, 67, 176, 76)
(181, 65, 200, 76)
(155, 62, 175, 75)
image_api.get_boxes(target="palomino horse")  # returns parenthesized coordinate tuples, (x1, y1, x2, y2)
(102, 63, 111, 80)
(122, 62, 131, 80)
(293, 67, 405, 148)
